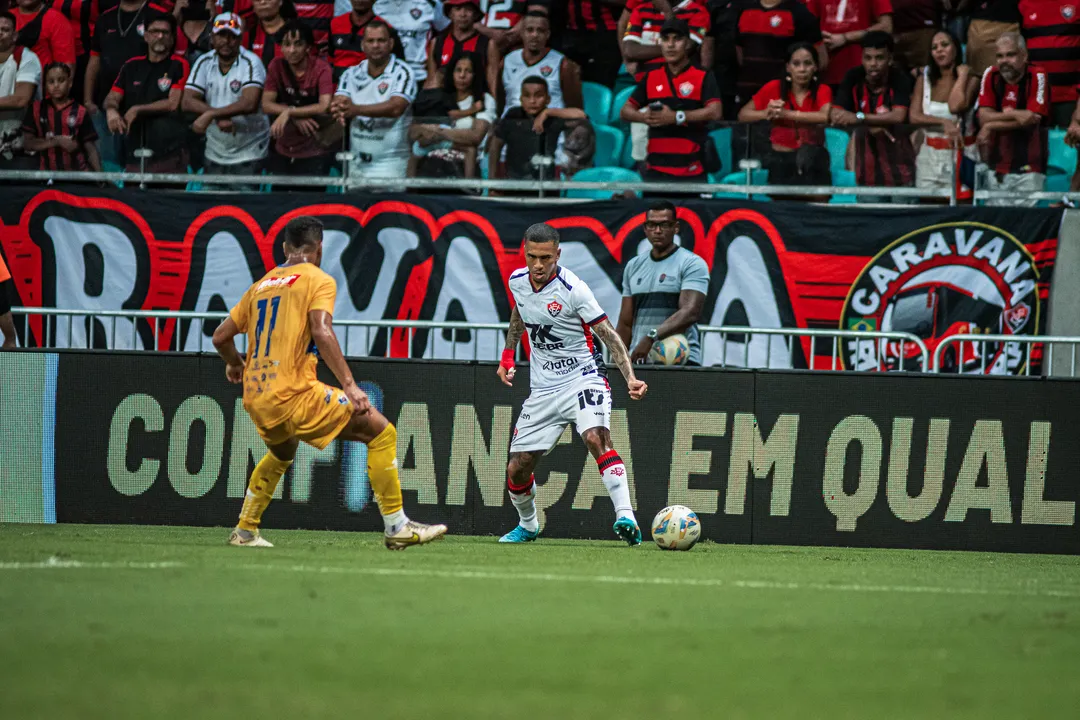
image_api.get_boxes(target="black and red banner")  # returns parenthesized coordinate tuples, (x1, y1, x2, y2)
(0, 187, 1062, 372)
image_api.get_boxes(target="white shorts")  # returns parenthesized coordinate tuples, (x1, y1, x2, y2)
(510, 376, 612, 454)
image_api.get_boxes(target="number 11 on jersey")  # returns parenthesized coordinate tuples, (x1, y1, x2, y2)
(252, 296, 281, 358)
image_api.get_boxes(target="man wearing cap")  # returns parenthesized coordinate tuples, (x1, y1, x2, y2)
(425, 0, 499, 96)
(619, 18, 722, 190)
(374, 0, 449, 85)
(330, 18, 415, 179)
(183, 12, 271, 186)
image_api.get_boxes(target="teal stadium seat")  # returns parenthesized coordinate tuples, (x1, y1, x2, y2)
(566, 166, 642, 199)
(610, 85, 636, 126)
(707, 127, 733, 180)
(582, 82, 613, 126)
(712, 169, 770, 201)
(825, 127, 850, 175)
(593, 125, 625, 168)
(1048, 129, 1076, 175)
(830, 169, 858, 204)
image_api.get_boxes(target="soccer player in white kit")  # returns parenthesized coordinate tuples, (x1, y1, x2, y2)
(497, 223, 649, 545)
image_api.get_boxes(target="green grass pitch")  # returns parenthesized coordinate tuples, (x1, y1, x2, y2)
(1, 525, 1079, 719)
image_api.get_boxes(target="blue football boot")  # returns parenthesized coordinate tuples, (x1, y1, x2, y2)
(613, 517, 642, 546)
(499, 525, 540, 543)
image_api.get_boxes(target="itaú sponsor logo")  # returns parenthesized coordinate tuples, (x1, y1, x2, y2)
(840, 222, 1040, 374)
(542, 357, 579, 374)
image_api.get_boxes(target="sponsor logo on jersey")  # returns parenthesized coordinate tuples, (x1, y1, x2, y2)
(526, 322, 564, 349)
(256, 274, 302, 292)
(157, 75, 171, 92)
(840, 222, 1041, 374)
(541, 357, 578, 374)
(230, 79, 242, 93)
(547, 300, 562, 317)
(679, 81, 694, 97)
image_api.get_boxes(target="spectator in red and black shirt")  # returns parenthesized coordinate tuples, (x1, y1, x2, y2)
(328, 0, 403, 83)
(619, 18, 723, 188)
(13, 0, 75, 68)
(103, 13, 189, 173)
(85, 0, 170, 167)
(622, 0, 711, 84)
(976, 31, 1048, 206)
(22, 61, 100, 171)
(425, 0, 499, 96)
(830, 31, 915, 192)
(561, 0, 624, 88)
(1018, 0, 1080, 127)
(735, 0, 823, 104)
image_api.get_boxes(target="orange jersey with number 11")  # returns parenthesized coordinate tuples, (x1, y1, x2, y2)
(228, 262, 337, 426)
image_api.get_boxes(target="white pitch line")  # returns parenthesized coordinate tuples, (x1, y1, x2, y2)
(0, 558, 185, 570)
(2, 558, 1078, 599)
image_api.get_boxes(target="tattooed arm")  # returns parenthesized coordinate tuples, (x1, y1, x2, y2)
(592, 319, 649, 400)
(498, 305, 526, 387)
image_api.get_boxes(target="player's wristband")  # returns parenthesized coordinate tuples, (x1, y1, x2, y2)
(500, 348, 516, 371)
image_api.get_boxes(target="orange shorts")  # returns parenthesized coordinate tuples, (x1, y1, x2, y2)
(250, 383, 353, 450)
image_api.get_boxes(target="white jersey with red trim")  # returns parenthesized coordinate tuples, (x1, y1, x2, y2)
(509, 264, 608, 392)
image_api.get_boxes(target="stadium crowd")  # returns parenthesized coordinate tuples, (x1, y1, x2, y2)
(0, 0, 1077, 203)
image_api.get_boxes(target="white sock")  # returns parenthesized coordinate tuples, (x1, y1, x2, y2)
(383, 509, 408, 535)
(509, 476, 539, 532)
(598, 451, 635, 523)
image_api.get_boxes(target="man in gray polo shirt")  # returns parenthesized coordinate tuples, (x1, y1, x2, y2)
(617, 200, 710, 366)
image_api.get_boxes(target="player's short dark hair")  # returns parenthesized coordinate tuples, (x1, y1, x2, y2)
(521, 75, 549, 93)
(0, 11, 15, 28)
(646, 200, 677, 220)
(523, 9, 549, 21)
(861, 31, 894, 53)
(524, 222, 559, 246)
(281, 18, 314, 47)
(284, 216, 324, 249)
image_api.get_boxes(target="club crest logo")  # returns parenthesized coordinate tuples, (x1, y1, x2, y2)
(157, 75, 171, 92)
(659, 273, 667, 282)
(1063, 5, 1075, 20)
(378, 81, 389, 93)
(840, 222, 1042, 374)
(229, 79, 242, 93)
(678, 81, 694, 97)
(137, 23, 145, 37)
(540, 65, 553, 77)
(547, 300, 562, 317)
(770, 14, 781, 27)
(411, 7, 422, 18)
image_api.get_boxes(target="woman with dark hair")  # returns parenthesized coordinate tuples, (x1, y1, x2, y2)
(909, 28, 978, 193)
(737, 41, 832, 187)
(409, 52, 494, 180)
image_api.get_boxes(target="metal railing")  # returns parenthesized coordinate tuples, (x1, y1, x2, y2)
(932, 334, 1080, 377)
(13, 307, 935, 372)
(699, 326, 931, 373)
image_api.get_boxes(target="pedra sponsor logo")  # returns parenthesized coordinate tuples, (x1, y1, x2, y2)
(840, 223, 1041, 374)
(255, 274, 301, 293)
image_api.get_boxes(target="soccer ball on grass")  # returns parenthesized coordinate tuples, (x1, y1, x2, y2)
(651, 505, 701, 550)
